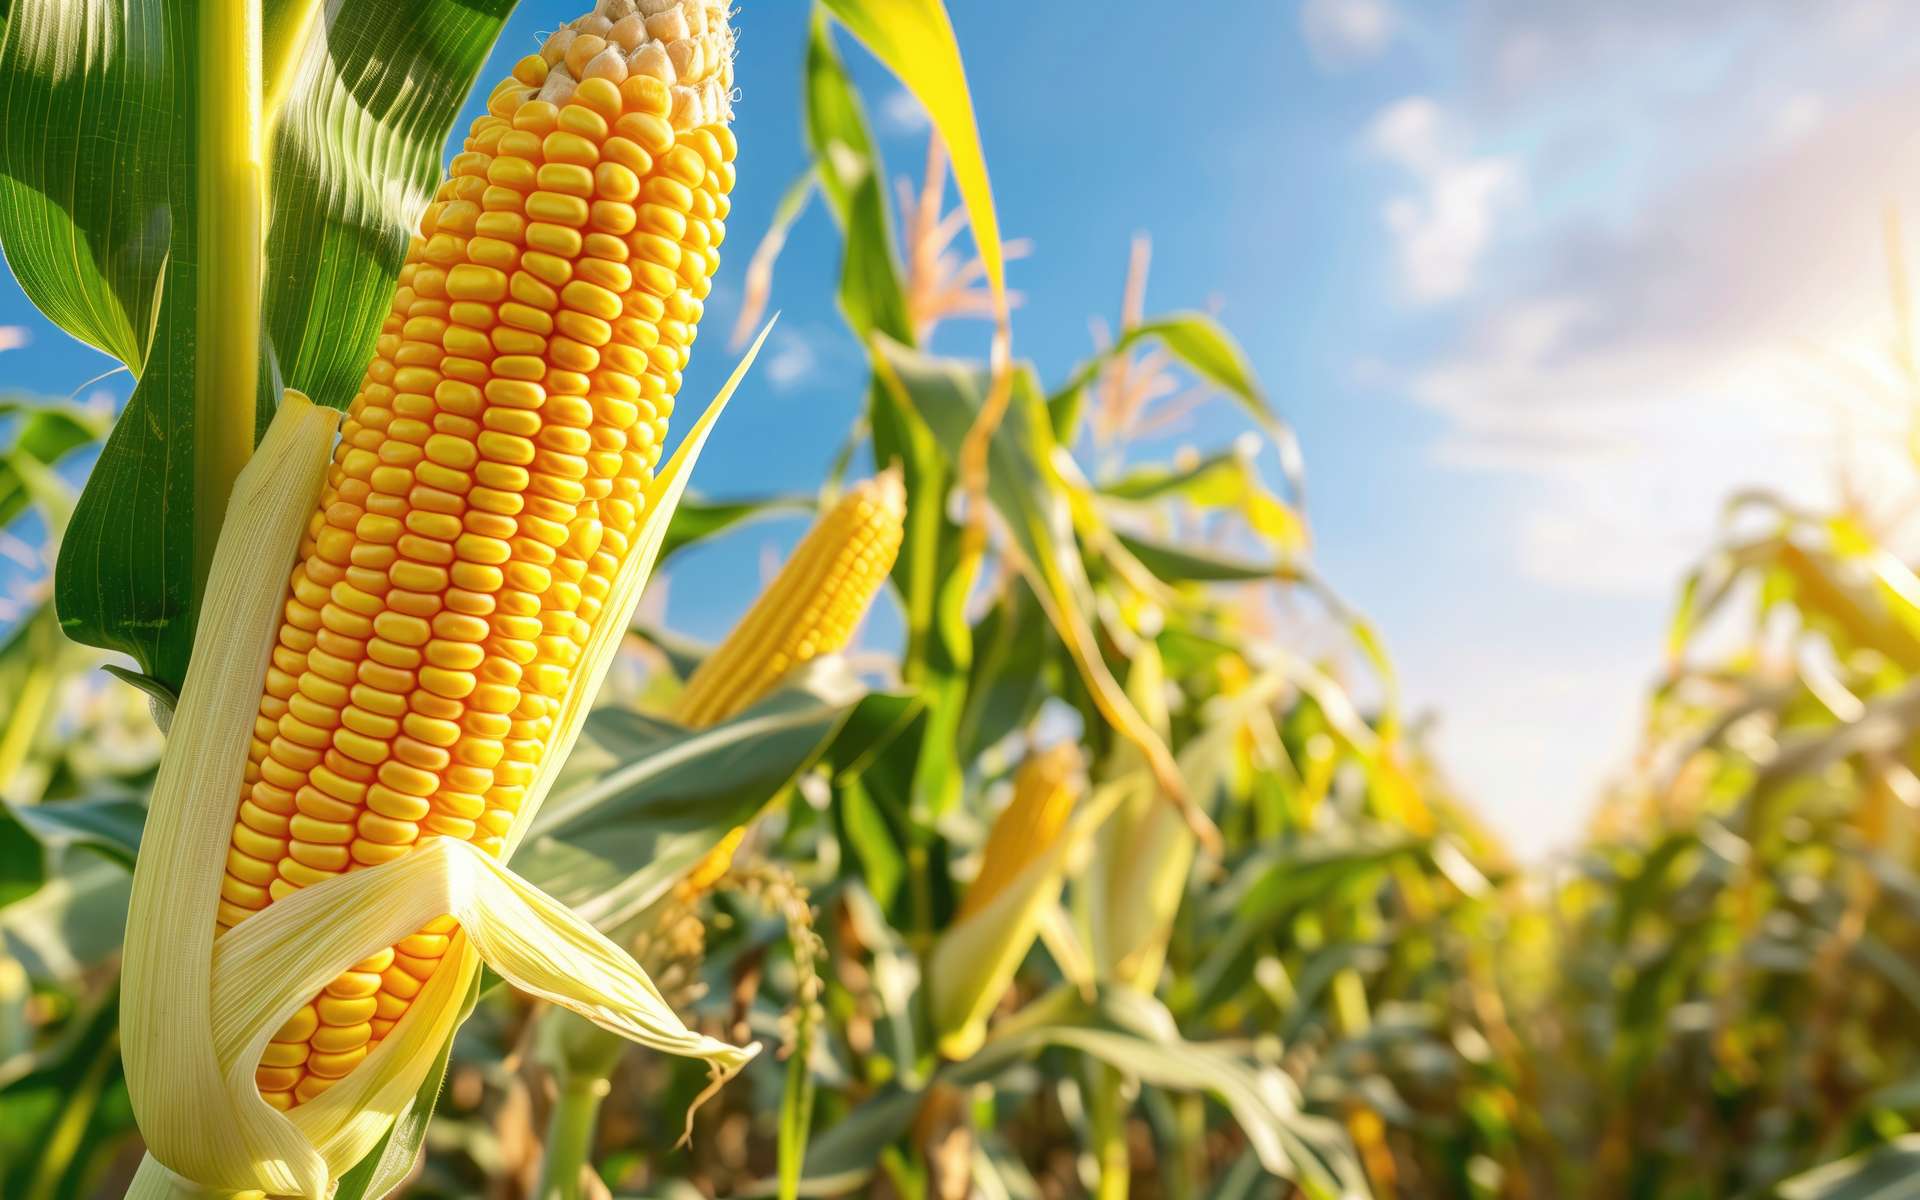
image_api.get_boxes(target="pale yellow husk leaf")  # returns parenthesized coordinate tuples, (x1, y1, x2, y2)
(1081, 664, 1296, 991)
(122, 325, 772, 1199)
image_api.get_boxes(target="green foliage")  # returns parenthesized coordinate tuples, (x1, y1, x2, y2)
(0, 0, 513, 693)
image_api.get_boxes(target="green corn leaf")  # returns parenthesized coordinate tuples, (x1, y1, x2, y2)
(0, 860, 129, 986)
(263, 0, 516, 417)
(820, 0, 1008, 323)
(870, 336, 1185, 820)
(661, 493, 817, 564)
(956, 579, 1055, 762)
(7, 793, 146, 872)
(514, 665, 899, 934)
(0, 808, 41, 911)
(1116, 531, 1282, 583)
(803, 11, 911, 346)
(841, 166, 915, 345)
(866, 372, 969, 820)
(6, 0, 515, 693)
(1778, 1136, 1920, 1200)
(0, 0, 199, 684)
(1098, 450, 1246, 503)
(1053, 313, 1287, 449)
(0, 7, 179, 370)
(804, 8, 881, 229)
(0, 399, 107, 531)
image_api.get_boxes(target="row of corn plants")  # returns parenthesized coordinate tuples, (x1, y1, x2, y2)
(1506, 465, 1920, 1199)
(0, 0, 1537, 1197)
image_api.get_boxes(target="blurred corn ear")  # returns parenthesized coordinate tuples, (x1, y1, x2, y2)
(927, 742, 1083, 1060)
(1083, 644, 1194, 991)
(672, 467, 905, 884)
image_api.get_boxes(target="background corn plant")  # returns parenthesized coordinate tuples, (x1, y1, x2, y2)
(1506, 471, 1920, 1199)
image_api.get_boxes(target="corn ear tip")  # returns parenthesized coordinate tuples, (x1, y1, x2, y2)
(936, 1024, 984, 1063)
(869, 462, 907, 512)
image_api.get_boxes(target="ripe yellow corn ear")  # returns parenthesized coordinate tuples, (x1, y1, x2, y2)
(126, 347, 762, 1198)
(667, 469, 904, 892)
(206, 1, 738, 1115)
(673, 469, 906, 728)
(927, 744, 1089, 1061)
(121, 3, 772, 1189)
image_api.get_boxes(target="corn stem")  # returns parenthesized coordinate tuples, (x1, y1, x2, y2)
(537, 1077, 612, 1200)
(193, 0, 264, 605)
(1089, 1062, 1130, 1200)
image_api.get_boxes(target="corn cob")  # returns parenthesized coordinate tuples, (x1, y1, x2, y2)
(673, 469, 906, 728)
(962, 743, 1080, 919)
(671, 469, 907, 891)
(215, 0, 737, 1111)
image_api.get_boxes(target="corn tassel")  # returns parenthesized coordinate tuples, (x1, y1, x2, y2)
(122, 1, 768, 1191)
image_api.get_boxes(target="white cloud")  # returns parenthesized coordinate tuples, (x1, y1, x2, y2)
(1366, 96, 1445, 173)
(878, 88, 929, 135)
(1774, 92, 1825, 144)
(1346, 1, 1920, 854)
(1400, 75, 1920, 595)
(764, 331, 819, 391)
(1301, 0, 1398, 67)
(1366, 97, 1522, 303)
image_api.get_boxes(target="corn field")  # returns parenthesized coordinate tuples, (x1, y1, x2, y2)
(0, 3, 1916, 1199)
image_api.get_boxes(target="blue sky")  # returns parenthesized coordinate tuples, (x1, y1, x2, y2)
(8, 0, 1920, 857)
